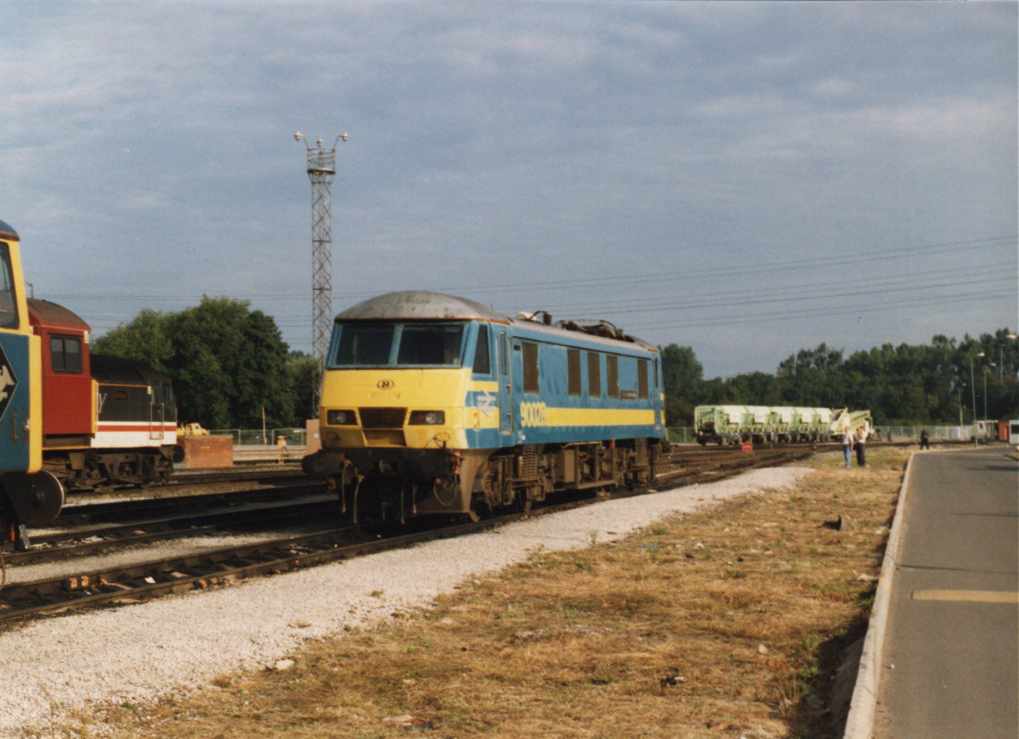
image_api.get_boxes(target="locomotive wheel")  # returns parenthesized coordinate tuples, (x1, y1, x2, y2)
(2, 470, 65, 527)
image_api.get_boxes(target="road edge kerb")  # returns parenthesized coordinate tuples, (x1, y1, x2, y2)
(842, 451, 917, 739)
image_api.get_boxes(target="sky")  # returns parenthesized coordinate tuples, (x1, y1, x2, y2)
(2, 1, 1016, 377)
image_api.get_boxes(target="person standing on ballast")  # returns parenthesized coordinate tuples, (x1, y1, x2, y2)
(842, 428, 855, 469)
(855, 425, 869, 467)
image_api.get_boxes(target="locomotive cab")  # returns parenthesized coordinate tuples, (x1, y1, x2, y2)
(315, 296, 503, 520)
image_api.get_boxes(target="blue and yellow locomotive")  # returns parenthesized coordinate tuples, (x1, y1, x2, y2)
(305, 291, 667, 523)
(0, 219, 65, 549)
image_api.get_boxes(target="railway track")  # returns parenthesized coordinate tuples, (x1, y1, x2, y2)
(60, 466, 307, 500)
(0, 448, 808, 625)
(59, 482, 325, 527)
(7, 494, 336, 567)
(167, 466, 303, 487)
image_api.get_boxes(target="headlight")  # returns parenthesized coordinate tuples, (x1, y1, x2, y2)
(326, 409, 357, 425)
(409, 410, 445, 425)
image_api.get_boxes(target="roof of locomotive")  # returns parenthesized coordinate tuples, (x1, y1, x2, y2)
(509, 318, 657, 353)
(337, 291, 507, 322)
(336, 290, 656, 353)
(27, 298, 90, 333)
(0, 220, 18, 240)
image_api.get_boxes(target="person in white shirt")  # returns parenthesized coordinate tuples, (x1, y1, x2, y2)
(842, 429, 855, 469)
(855, 426, 869, 467)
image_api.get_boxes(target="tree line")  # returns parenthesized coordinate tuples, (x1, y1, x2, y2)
(661, 329, 1019, 426)
(94, 297, 319, 429)
(95, 298, 1017, 429)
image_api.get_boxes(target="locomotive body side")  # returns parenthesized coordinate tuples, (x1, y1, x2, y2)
(311, 291, 666, 523)
(85, 355, 179, 486)
(497, 319, 664, 447)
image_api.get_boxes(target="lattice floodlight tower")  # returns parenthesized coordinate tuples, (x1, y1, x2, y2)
(293, 130, 349, 376)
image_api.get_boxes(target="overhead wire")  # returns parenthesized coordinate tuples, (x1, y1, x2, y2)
(41, 233, 1015, 304)
(625, 288, 1017, 332)
(54, 232, 1015, 350)
(82, 266, 1012, 333)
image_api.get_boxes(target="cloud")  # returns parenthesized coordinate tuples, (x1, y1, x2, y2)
(811, 78, 859, 98)
(0, 2, 1013, 372)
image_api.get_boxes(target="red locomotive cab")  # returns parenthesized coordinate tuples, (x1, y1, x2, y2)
(27, 299, 94, 445)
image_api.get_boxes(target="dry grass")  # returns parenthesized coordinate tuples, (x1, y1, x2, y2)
(44, 449, 909, 739)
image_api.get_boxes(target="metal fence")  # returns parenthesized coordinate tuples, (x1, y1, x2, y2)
(876, 425, 975, 442)
(667, 427, 696, 443)
(209, 428, 308, 446)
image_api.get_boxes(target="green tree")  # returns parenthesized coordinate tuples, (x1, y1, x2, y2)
(169, 297, 294, 429)
(659, 344, 703, 425)
(720, 329, 1019, 426)
(92, 309, 173, 373)
(287, 351, 322, 423)
(96, 297, 297, 429)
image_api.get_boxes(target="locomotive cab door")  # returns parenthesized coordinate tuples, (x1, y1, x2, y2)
(496, 328, 513, 438)
(0, 333, 31, 471)
(148, 384, 165, 442)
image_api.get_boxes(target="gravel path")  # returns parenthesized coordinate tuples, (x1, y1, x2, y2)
(1, 465, 812, 735)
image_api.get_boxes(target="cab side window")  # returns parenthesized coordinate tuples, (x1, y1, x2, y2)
(587, 352, 601, 397)
(0, 245, 18, 329)
(51, 335, 83, 373)
(567, 349, 581, 396)
(473, 324, 491, 375)
(607, 355, 620, 398)
(523, 342, 539, 393)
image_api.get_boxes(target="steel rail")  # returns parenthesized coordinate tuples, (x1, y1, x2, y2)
(166, 467, 304, 486)
(8, 495, 337, 567)
(62, 467, 306, 497)
(58, 483, 326, 527)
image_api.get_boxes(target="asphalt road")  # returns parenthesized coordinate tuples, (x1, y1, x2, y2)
(876, 448, 1018, 739)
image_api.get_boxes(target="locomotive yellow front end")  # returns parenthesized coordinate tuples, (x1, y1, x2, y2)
(308, 292, 504, 523)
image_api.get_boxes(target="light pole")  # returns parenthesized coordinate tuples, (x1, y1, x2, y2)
(293, 129, 349, 414)
(983, 363, 995, 420)
(1007, 333, 1018, 379)
(969, 352, 981, 430)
